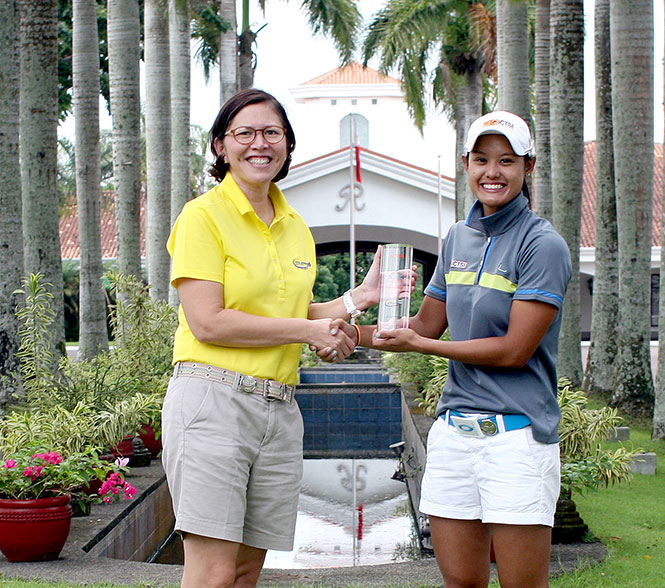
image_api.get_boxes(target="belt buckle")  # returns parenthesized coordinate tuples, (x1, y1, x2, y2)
(449, 414, 485, 438)
(479, 418, 498, 436)
(263, 380, 283, 401)
(239, 375, 258, 393)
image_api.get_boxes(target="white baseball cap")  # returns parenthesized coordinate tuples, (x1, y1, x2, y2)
(464, 111, 534, 157)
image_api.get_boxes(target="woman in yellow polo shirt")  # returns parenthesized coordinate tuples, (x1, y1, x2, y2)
(162, 88, 382, 588)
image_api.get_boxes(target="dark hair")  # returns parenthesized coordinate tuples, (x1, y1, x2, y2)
(522, 154, 533, 207)
(208, 88, 296, 183)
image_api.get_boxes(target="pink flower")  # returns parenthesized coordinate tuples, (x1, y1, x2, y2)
(33, 466, 44, 477)
(123, 484, 137, 499)
(114, 457, 129, 468)
(99, 480, 114, 495)
(103, 495, 113, 504)
(23, 466, 35, 478)
(1, 459, 16, 469)
(44, 452, 62, 465)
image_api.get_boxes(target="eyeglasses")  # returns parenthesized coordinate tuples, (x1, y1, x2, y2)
(224, 126, 286, 145)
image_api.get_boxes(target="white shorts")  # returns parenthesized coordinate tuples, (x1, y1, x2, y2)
(419, 414, 560, 527)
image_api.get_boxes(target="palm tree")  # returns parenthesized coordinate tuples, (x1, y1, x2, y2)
(533, 0, 552, 220)
(219, 0, 237, 103)
(169, 0, 192, 308)
(549, 0, 584, 385)
(145, 0, 172, 301)
(582, 0, 617, 398)
(72, 0, 109, 358)
(610, 0, 655, 417)
(0, 0, 23, 405)
(108, 0, 142, 279)
(495, 0, 530, 121)
(20, 0, 66, 356)
(363, 0, 494, 219)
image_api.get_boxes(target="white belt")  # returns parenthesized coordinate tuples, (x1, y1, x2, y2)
(173, 361, 294, 403)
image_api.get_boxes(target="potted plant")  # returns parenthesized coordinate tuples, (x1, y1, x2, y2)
(554, 380, 639, 543)
(0, 445, 136, 562)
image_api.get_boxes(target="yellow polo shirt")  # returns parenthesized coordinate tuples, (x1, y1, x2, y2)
(167, 173, 316, 385)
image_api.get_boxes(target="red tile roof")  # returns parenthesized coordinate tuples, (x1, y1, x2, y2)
(59, 143, 664, 259)
(302, 62, 401, 86)
(59, 191, 146, 259)
(581, 142, 663, 247)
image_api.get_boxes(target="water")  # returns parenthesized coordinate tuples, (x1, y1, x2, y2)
(264, 458, 419, 569)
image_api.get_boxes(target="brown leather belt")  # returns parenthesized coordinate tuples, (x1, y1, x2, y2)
(173, 361, 294, 403)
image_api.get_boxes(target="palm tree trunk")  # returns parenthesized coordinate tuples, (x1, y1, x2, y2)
(237, 0, 254, 91)
(108, 0, 142, 279)
(145, 0, 171, 301)
(19, 0, 66, 356)
(534, 0, 552, 221)
(219, 0, 238, 105)
(582, 0, 617, 397)
(496, 0, 530, 121)
(169, 0, 192, 307)
(461, 68, 483, 217)
(0, 0, 23, 405)
(454, 97, 466, 222)
(610, 0, 655, 417)
(73, 0, 109, 358)
(550, 0, 584, 385)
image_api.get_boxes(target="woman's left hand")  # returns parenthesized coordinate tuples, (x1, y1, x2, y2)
(369, 327, 420, 353)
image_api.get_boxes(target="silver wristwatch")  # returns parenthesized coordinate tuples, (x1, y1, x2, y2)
(342, 289, 364, 318)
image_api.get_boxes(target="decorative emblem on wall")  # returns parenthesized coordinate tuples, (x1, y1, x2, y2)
(336, 183, 365, 212)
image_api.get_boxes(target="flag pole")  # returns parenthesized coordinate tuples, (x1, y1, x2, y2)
(437, 154, 442, 254)
(349, 115, 356, 297)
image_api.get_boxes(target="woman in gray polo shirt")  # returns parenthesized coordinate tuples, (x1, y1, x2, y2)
(367, 111, 572, 587)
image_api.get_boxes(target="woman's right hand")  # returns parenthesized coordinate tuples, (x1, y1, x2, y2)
(308, 318, 357, 362)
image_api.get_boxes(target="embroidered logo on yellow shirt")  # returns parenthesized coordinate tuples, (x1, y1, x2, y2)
(293, 259, 312, 269)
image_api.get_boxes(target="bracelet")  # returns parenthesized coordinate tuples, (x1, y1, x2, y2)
(342, 289, 364, 318)
(352, 323, 362, 347)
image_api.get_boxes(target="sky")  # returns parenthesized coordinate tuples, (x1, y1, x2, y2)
(61, 0, 665, 152)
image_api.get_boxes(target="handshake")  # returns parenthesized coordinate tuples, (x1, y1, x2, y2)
(308, 318, 361, 363)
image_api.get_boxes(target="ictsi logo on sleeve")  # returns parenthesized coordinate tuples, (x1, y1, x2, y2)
(450, 259, 468, 269)
(293, 259, 312, 270)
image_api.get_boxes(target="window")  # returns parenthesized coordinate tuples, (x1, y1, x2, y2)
(372, 98, 378, 105)
(331, 99, 337, 105)
(351, 99, 358, 105)
(339, 113, 369, 148)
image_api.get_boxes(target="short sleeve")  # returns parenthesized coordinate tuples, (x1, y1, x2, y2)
(167, 201, 226, 286)
(513, 230, 572, 309)
(423, 232, 451, 302)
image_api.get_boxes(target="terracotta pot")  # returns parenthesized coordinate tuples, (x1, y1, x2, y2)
(138, 422, 162, 459)
(109, 435, 135, 460)
(0, 495, 72, 562)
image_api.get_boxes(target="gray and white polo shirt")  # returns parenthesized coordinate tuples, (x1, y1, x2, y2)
(424, 194, 572, 444)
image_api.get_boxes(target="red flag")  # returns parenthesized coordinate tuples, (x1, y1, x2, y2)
(355, 144, 362, 184)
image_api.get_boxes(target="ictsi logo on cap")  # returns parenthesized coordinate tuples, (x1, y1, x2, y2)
(483, 119, 515, 130)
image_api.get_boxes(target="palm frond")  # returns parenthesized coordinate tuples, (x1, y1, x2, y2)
(301, 0, 363, 64)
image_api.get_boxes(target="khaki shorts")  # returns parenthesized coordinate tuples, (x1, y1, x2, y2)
(420, 414, 560, 527)
(161, 371, 304, 551)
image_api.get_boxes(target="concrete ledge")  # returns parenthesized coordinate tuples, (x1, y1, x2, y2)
(608, 426, 630, 442)
(630, 452, 657, 475)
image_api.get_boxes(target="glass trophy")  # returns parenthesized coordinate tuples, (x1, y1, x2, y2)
(377, 244, 413, 332)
